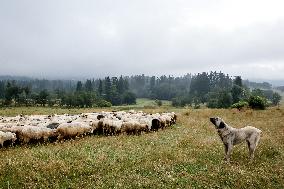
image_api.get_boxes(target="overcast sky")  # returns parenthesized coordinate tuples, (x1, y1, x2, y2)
(0, 0, 284, 81)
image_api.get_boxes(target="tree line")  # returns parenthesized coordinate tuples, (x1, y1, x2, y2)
(0, 72, 281, 108)
(0, 76, 136, 107)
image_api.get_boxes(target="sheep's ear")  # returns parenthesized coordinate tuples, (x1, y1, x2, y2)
(219, 121, 226, 129)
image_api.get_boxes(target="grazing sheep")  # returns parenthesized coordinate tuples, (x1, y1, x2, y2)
(91, 120, 104, 135)
(19, 126, 58, 144)
(57, 122, 93, 141)
(151, 119, 161, 131)
(97, 114, 105, 120)
(101, 119, 123, 135)
(46, 122, 60, 129)
(0, 110, 177, 147)
(122, 121, 149, 135)
(0, 131, 17, 147)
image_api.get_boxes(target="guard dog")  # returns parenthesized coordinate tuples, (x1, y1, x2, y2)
(210, 117, 262, 162)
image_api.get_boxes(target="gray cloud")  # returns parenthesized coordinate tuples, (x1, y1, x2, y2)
(0, 0, 284, 80)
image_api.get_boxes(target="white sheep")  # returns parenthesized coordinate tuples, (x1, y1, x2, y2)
(57, 122, 93, 141)
(0, 131, 17, 147)
(19, 126, 57, 144)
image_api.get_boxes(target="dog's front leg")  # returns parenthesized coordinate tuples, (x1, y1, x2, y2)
(225, 143, 233, 162)
(223, 144, 228, 160)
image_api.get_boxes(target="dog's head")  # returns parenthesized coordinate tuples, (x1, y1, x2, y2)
(210, 117, 226, 129)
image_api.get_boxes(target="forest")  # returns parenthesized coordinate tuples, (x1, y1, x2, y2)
(0, 71, 281, 109)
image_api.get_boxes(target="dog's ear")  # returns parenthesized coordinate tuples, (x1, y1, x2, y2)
(219, 121, 226, 129)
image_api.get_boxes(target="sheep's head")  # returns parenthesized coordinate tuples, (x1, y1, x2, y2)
(11, 133, 17, 142)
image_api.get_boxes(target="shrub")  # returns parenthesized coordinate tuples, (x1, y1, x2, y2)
(96, 99, 112, 107)
(248, 95, 267, 110)
(155, 99, 162, 106)
(122, 91, 136, 105)
(172, 96, 192, 107)
(231, 101, 249, 110)
(207, 90, 232, 108)
(272, 92, 281, 106)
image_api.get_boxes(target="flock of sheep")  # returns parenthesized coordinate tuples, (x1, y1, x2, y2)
(0, 110, 177, 147)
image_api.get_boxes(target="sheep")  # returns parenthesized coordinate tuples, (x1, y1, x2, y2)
(46, 122, 60, 129)
(163, 112, 177, 125)
(0, 126, 25, 142)
(0, 110, 177, 146)
(91, 120, 104, 135)
(18, 126, 58, 144)
(100, 119, 123, 135)
(97, 114, 105, 120)
(151, 119, 161, 131)
(159, 115, 172, 128)
(0, 131, 17, 147)
(121, 121, 149, 135)
(138, 117, 152, 130)
(56, 122, 94, 141)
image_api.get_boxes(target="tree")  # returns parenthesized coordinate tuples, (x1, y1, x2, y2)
(76, 81, 83, 92)
(122, 91, 136, 105)
(207, 90, 232, 108)
(190, 72, 210, 103)
(85, 79, 93, 92)
(150, 76, 156, 90)
(98, 79, 103, 96)
(0, 81, 5, 99)
(232, 85, 243, 103)
(231, 76, 244, 103)
(234, 76, 243, 87)
(117, 76, 125, 94)
(110, 84, 121, 105)
(104, 77, 112, 101)
(4, 81, 21, 105)
(38, 90, 49, 106)
(272, 92, 281, 106)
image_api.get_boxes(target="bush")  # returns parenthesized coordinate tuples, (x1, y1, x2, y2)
(172, 96, 192, 107)
(272, 92, 281, 106)
(231, 101, 249, 110)
(155, 99, 162, 106)
(206, 90, 232, 109)
(122, 92, 136, 105)
(96, 99, 112, 107)
(248, 95, 267, 110)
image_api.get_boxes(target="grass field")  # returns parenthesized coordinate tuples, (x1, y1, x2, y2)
(0, 103, 283, 188)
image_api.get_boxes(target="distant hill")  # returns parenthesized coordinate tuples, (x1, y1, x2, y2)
(243, 80, 272, 90)
(276, 86, 284, 92)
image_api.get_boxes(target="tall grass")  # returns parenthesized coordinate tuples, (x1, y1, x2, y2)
(0, 106, 283, 188)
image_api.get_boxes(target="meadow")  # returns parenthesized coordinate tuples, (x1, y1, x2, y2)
(0, 101, 283, 188)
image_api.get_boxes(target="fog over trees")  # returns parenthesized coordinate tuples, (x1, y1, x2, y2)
(0, 72, 281, 109)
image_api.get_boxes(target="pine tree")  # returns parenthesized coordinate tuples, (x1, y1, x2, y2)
(98, 79, 103, 96)
(85, 79, 93, 91)
(104, 77, 112, 101)
(76, 81, 83, 92)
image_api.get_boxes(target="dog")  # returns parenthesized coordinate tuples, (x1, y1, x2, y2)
(210, 117, 262, 162)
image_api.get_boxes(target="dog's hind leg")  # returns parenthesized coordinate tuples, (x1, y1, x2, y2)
(248, 133, 261, 160)
(248, 140, 256, 160)
(255, 133, 261, 148)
